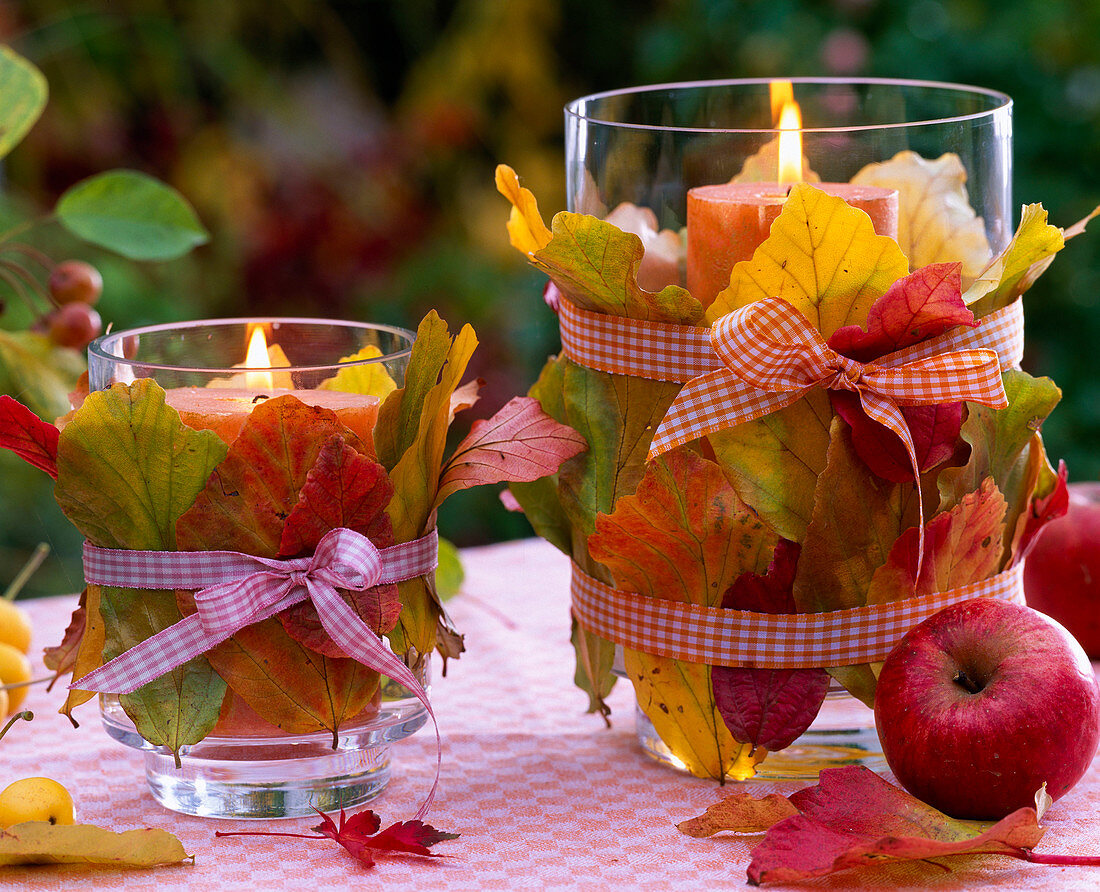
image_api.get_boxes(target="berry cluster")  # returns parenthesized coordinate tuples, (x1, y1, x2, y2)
(28, 260, 104, 349)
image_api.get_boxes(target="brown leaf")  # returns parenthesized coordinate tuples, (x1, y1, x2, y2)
(677, 793, 799, 838)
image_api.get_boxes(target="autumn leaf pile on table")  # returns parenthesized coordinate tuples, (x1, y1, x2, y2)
(678, 765, 1100, 885)
(498, 163, 1097, 781)
(0, 311, 585, 762)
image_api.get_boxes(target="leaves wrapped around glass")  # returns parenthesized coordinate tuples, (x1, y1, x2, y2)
(0, 312, 585, 817)
(498, 124, 1095, 782)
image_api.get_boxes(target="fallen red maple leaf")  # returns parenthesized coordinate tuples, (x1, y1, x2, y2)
(676, 765, 1100, 885)
(215, 807, 458, 868)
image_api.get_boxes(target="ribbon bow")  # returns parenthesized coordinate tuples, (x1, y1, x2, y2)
(650, 297, 1010, 573)
(73, 527, 441, 817)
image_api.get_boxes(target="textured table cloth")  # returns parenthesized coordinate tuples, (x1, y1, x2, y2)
(3, 537, 1099, 891)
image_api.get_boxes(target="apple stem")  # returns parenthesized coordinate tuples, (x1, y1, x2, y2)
(952, 669, 983, 694)
(3, 542, 49, 601)
(1022, 850, 1100, 866)
(0, 710, 33, 743)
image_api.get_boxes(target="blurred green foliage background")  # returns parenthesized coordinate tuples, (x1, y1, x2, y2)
(1, 0, 1098, 595)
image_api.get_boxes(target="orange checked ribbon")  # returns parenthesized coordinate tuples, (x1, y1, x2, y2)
(650, 296, 1010, 459)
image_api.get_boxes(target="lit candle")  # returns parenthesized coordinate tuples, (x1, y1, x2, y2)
(164, 325, 381, 451)
(686, 85, 899, 309)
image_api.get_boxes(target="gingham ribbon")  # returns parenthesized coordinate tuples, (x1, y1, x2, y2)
(571, 561, 1025, 668)
(75, 526, 441, 818)
(557, 295, 1023, 387)
(650, 297, 1012, 457)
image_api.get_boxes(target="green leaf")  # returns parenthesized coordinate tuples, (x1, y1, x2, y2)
(55, 379, 228, 755)
(0, 46, 47, 161)
(0, 330, 85, 421)
(708, 388, 833, 543)
(55, 170, 209, 261)
(535, 211, 704, 324)
(55, 379, 226, 550)
(435, 536, 464, 601)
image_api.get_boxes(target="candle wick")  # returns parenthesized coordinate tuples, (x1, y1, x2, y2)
(251, 395, 269, 404)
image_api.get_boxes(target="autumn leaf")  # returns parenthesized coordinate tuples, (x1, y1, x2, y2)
(216, 807, 458, 868)
(318, 345, 398, 401)
(1009, 459, 1069, 566)
(828, 262, 972, 361)
(851, 151, 993, 283)
(589, 450, 777, 780)
(711, 540, 831, 758)
(792, 419, 919, 705)
(277, 435, 401, 656)
(61, 585, 104, 722)
(867, 477, 1007, 604)
(174, 397, 381, 739)
(495, 163, 552, 254)
(43, 592, 86, 683)
(374, 312, 477, 659)
(677, 792, 798, 837)
(964, 203, 1065, 317)
(0, 395, 59, 478)
(0, 822, 191, 868)
(0, 329, 86, 422)
(743, 766, 1086, 885)
(56, 380, 228, 755)
(708, 388, 832, 542)
(435, 396, 587, 507)
(708, 183, 910, 338)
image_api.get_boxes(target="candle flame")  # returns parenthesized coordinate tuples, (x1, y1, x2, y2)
(244, 325, 276, 391)
(776, 100, 803, 185)
(769, 80, 794, 125)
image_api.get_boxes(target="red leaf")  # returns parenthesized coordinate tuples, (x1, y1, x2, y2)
(216, 807, 458, 869)
(828, 262, 972, 361)
(0, 395, 60, 478)
(42, 590, 87, 686)
(277, 435, 401, 655)
(711, 540, 831, 753)
(435, 396, 587, 505)
(832, 392, 964, 483)
(747, 766, 1052, 885)
(1009, 459, 1069, 566)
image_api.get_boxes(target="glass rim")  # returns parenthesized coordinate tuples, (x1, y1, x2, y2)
(565, 76, 1013, 134)
(88, 316, 417, 376)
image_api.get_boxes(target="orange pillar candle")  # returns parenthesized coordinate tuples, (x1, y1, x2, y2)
(164, 387, 380, 452)
(686, 181, 899, 309)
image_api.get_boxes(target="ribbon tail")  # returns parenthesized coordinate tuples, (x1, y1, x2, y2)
(308, 581, 440, 820)
(72, 613, 228, 695)
(650, 370, 804, 459)
(859, 393, 926, 582)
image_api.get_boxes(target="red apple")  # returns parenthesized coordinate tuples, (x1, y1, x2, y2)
(874, 598, 1100, 820)
(1024, 481, 1100, 658)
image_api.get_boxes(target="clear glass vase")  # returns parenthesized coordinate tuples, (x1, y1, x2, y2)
(565, 78, 1013, 779)
(86, 318, 425, 818)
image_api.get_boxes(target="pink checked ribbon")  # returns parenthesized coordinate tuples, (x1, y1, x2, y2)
(75, 527, 441, 818)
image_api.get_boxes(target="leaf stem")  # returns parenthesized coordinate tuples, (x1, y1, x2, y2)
(4, 543, 50, 600)
(1023, 849, 1100, 866)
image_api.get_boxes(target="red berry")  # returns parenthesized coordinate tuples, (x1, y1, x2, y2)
(47, 302, 102, 349)
(48, 260, 103, 306)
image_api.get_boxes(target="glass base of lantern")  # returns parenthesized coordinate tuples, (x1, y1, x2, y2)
(634, 686, 886, 782)
(100, 675, 429, 820)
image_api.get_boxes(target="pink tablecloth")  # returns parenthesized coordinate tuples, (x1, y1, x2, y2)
(3, 537, 1100, 891)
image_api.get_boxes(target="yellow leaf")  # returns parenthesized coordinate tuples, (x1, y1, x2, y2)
(708, 184, 909, 338)
(495, 164, 552, 255)
(0, 822, 191, 868)
(60, 585, 104, 721)
(964, 204, 1065, 317)
(318, 345, 397, 400)
(852, 151, 992, 283)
